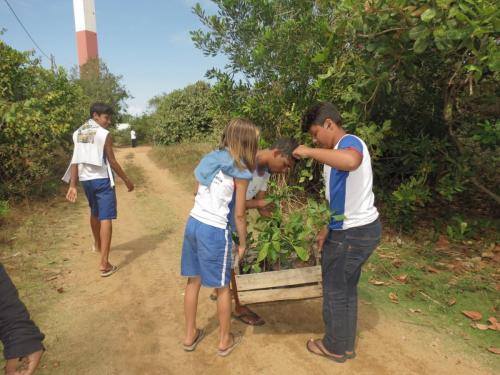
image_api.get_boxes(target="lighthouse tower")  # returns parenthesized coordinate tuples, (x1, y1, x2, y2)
(73, 0, 98, 67)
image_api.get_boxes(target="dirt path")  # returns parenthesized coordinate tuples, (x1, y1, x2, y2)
(34, 146, 494, 375)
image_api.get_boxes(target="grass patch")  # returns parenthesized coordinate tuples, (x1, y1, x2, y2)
(124, 160, 147, 189)
(0, 192, 83, 368)
(149, 142, 213, 190)
(360, 236, 500, 368)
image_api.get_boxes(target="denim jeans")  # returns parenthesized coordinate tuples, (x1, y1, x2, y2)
(321, 218, 381, 355)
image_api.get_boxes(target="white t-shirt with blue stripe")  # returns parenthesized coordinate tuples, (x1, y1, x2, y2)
(324, 134, 379, 230)
(190, 171, 235, 229)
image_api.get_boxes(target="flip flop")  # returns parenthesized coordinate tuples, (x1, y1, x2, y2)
(306, 339, 346, 363)
(183, 328, 206, 352)
(232, 311, 265, 326)
(100, 265, 118, 277)
(217, 333, 242, 357)
(345, 351, 356, 359)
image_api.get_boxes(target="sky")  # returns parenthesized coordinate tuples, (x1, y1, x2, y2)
(0, 0, 228, 115)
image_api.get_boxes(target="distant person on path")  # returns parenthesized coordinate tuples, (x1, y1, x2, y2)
(130, 129, 137, 148)
(293, 102, 381, 362)
(209, 137, 299, 326)
(63, 103, 135, 277)
(181, 119, 258, 357)
(0, 263, 44, 375)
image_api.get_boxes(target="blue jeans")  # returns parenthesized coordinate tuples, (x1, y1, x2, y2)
(321, 218, 381, 355)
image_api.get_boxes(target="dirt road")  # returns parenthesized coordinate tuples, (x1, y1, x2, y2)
(34, 146, 493, 374)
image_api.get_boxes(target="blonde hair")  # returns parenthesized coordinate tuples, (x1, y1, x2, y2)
(219, 118, 259, 172)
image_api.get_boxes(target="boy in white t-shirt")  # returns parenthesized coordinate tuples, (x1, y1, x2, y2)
(211, 138, 299, 326)
(65, 103, 134, 277)
(293, 102, 381, 362)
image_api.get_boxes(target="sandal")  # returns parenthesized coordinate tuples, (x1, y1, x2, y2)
(306, 339, 346, 363)
(345, 351, 356, 359)
(217, 333, 242, 357)
(100, 265, 118, 277)
(183, 328, 206, 352)
(232, 311, 265, 326)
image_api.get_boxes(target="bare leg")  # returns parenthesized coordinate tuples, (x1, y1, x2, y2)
(99, 219, 112, 270)
(184, 277, 201, 345)
(217, 287, 233, 350)
(231, 271, 264, 325)
(90, 215, 101, 251)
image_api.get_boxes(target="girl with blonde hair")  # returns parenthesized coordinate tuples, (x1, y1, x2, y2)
(181, 118, 258, 357)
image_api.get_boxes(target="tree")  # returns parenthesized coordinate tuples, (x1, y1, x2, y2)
(70, 59, 130, 120)
(0, 40, 87, 199)
(191, 0, 499, 228)
(149, 81, 215, 145)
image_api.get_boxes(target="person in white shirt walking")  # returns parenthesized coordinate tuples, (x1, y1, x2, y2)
(130, 129, 137, 148)
(64, 103, 135, 277)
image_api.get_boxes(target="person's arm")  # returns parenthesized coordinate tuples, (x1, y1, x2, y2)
(246, 191, 273, 217)
(293, 145, 362, 171)
(104, 135, 134, 192)
(316, 225, 329, 252)
(234, 178, 249, 258)
(65, 164, 79, 203)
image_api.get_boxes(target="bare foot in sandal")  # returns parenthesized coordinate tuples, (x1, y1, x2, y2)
(233, 305, 265, 326)
(306, 339, 346, 363)
(218, 333, 242, 357)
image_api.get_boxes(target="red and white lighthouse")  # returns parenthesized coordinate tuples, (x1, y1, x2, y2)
(73, 0, 98, 67)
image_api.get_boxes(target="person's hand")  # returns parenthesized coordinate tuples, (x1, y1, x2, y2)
(316, 226, 329, 252)
(125, 180, 134, 192)
(5, 350, 43, 375)
(238, 246, 246, 259)
(257, 199, 275, 211)
(292, 145, 310, 160)
(66, 186, 77, 203)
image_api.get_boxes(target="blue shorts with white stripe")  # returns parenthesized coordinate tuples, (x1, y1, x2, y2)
(181, 216, 232, 288)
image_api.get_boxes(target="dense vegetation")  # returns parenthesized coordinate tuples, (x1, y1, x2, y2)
(0, 40, 129, 213)
(186, 0, 499, 231)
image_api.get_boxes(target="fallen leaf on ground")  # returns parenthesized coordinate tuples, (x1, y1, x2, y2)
(395, 274, 408, 283)
(425, 265, 440, 273)
(392, 258, 401, 268)
(409, 308, 421, 313)
(369, 279, 385, 286)
(487, 317, 498, 324)
(481, 251, 494, 259)
(487, 317, 500, 331)
(448, 298, 457, 306)
(389, 292, 399, 303)
(462, 310, 482, 321)
(436, 235, 449, 249)
(487, 347, 500, 354)
(473, 323, 489, 331)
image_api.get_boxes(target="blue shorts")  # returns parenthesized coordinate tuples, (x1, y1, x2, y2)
(81, 178, 117, 220)
(181, 216, 232, 288)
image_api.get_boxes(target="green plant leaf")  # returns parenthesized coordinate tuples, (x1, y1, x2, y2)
(293, 246, 309, 261)
(257, 242, 270, 263)
(421, 9, 437, 22)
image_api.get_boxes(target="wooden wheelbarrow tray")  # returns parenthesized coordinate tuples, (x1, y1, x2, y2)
(235, 265, 322, 305)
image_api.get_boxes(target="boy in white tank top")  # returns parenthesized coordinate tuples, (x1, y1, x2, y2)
(64, 103, 134, 277)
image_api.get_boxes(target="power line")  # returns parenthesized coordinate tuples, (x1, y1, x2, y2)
(3, 0, 51, 60)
